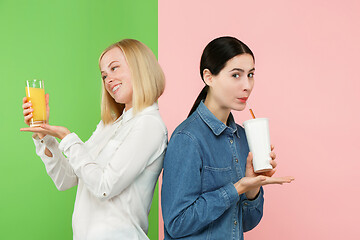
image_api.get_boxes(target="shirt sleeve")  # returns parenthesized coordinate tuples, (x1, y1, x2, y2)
(161, 132, 240, 238)
(33, 134, 78, 191)
(241, 187, 264, 232)
(58, 115, 167, 201)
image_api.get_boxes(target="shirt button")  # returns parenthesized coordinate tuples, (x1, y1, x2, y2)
(40, 140, 44, 143)
(230, 140, 233, 144)
(103, 193, 106, 196)
(234, 220, 237, 225)
(235, 159, 238, 163)
(244, 202, 248, 205)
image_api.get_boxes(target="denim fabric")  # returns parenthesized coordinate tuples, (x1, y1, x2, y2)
(161, 101, 264, 240)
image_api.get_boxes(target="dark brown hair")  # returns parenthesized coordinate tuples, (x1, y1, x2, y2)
(188, 36, 255, 117)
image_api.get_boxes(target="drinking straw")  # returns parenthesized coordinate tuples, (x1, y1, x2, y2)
(249, 108, 256, 119)
(247, 102, 256, 119)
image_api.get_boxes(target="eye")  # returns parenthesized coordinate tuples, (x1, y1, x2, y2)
(248, 72, 254, 78)
(111, 66, 118, 71)
(232, 73, 240, 78)
(102, 75, 107, 80)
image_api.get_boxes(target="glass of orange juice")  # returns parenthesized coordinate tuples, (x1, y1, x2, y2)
(25, 79, 46, 127)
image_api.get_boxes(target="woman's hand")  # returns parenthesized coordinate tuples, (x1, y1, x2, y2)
(20, 124, 71, 140)
(245, 145, 277, 178)
(234, 145, 294, 198)
(22, 94, 50, 138)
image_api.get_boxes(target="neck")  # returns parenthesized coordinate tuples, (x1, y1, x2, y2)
(204, 97, 231, 125)
(124, 103, 132, 112)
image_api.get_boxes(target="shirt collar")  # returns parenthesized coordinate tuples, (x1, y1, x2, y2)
(114, 102, 159, 124)
(197, 101, 239, 137)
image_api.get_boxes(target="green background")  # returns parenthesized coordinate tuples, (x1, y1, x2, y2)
(0, 0, 159, 239)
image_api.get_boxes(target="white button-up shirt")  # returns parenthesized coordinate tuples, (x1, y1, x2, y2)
(33, 103, 167, 240)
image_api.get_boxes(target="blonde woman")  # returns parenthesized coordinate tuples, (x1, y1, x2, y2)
(21, 39, 167, 240)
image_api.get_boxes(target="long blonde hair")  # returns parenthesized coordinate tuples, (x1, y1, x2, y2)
(99, 39, 165, 125)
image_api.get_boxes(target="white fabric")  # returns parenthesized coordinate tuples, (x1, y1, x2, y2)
(33, 103, 167, 240)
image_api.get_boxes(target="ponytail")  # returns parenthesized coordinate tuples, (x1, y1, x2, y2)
(188, 85, 208, 117)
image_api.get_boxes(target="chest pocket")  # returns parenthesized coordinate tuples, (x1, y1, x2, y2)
(202, 166, 232, 193)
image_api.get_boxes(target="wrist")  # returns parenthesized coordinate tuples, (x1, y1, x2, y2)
(59, 132, 70, 140)
(37, 133, 46, 139)
(245, 187, 260, 200)
(234, 181, 246, 195)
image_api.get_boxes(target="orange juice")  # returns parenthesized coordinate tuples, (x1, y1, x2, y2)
(25, 87, 46, 126)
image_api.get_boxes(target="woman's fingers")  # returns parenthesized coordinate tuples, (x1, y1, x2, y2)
(23, 98, 32, 126)
(22, 102, 32, 110)
(247, 152, 253, 163)
(45, 94, 50, 123)
(237, 175, 294, 195)
(22, 97, 31, 108)
(20, 124, 70, 140)
(24, 113, 33, 121)
(20, 126, 44, 133)
(264, 176, 295, 185)
(270, 159, 277, 168)
(23, 108, 33, 116)
(45, 93, 49, 109)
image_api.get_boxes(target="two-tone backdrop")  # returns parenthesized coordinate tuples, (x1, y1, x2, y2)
(0, 0, 159, 239)
(1, 0, 360, 239)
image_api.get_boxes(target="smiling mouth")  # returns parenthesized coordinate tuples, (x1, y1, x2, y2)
(112, 84, 121, 93)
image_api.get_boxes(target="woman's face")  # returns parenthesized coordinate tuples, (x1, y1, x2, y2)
(100, 47, 133, 108)
(206, 54, 255, 111)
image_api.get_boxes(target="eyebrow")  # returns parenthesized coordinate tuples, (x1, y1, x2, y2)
(229, 67, 255, 72)
(100, 61, 120, 73)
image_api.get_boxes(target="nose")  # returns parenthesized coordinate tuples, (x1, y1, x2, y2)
(242, 77, 251, 92)
(105, 74, 114, 85)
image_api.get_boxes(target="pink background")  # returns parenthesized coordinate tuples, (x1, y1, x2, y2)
(158, 0, 360, 239)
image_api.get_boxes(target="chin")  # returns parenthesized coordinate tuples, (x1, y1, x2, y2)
(231, 103, 246, 112)
(113, 96, 123, 104)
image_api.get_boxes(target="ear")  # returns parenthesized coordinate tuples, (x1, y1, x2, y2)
(203, 69, 213, 86)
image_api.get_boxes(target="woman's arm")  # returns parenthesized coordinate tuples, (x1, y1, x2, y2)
(22, 94, 79, 191)
(234, 147, 294, 232)
(33, 134, 78, 191)
(58, 115, 167, 200)
(241, 187, 264, 232)
(161, 133, 240, 238)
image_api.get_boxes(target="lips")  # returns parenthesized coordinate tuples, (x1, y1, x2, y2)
(111, 84, 121, 93)
(238, 97, 248, 103)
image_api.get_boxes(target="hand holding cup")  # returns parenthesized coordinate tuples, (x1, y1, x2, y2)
(22, 92, 50, 139)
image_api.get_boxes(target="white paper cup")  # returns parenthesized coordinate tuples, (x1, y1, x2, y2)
(243, 118, 273, 173)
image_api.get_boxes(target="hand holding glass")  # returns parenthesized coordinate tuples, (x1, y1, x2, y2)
(25, 79, 46, 127)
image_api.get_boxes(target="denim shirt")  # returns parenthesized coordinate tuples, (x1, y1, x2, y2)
(161, 101, 264, 240)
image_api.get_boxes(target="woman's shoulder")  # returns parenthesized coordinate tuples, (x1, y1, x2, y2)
(134, 107, 167, 134)
(171, 113, 204, 140)
(92, 119, 105, 133)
